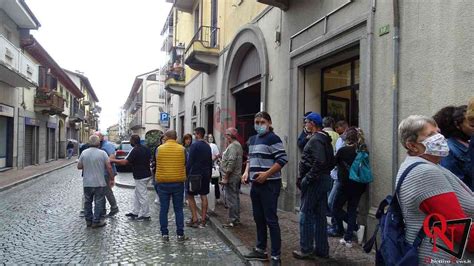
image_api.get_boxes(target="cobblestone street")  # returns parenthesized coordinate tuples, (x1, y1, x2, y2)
(0, 165, 242, 264)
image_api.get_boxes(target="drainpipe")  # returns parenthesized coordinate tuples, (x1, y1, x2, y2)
(391, 0, 400, 192)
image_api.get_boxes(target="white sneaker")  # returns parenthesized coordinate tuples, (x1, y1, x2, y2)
(154, 197, 159, 204)
(339, 238, 353, 248)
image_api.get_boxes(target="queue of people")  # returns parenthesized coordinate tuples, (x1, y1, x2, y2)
(76, 97, 473, 264)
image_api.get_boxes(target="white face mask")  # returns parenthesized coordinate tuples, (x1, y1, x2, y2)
(421, 133, 450, 157)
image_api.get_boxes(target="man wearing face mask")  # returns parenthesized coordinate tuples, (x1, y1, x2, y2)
(396, 115, 474, 264)
(242, 112, 288, 266)
(111, 135, 152, 221)
(294, 112, 335, 260)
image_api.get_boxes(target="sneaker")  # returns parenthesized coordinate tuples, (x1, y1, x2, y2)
(79, 210, 85, 217)
(85, 220, 92, 227)
(313, 252, 330, 259)
(243, 248, 269, 261)
(339, 238, 353, 248)
(292, 250, 314, 260)
(270, 257, 281, 266)
(327, 228, 344, 237)
(91, 221, 106, 228)
(162, 235, 170, 242)
(125, 213, 138, 218)
(177, 235, 189, 242)
(106, 208, 119, 217)
(136, 216, 151, 222)
(154, 198, 159, 204)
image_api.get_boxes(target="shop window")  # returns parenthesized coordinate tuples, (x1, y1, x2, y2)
(321, 57, 360, 126)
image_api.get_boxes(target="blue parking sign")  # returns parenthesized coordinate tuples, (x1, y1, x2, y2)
(160, 112, 169, 122)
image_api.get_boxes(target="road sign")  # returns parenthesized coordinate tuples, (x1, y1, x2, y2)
(160, 112, 170, 122)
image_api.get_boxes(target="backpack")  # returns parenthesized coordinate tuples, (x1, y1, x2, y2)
(349, 147, 374, 183)
(363, 162, 426, 266)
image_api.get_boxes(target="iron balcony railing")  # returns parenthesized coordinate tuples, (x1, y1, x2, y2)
(184, 26, 220, 55)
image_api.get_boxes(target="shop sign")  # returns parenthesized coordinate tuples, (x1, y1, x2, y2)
(0, 104, 14, 117)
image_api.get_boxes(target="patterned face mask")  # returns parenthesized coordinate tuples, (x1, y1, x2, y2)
(420, 133, 450, 157)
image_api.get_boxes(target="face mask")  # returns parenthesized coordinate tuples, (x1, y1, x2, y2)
(420, 133, 449, 157)
(254, 124, 267, 135)
(209, 137, 214, 143)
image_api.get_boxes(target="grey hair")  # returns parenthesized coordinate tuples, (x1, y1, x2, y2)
(165, 129, 177, 140)
(322, 117, 335, 128)
(88, 135, 101, 147)
(398, 115, 437, 149)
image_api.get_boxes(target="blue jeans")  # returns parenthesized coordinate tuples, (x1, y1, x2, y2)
(67, 148, 73, 159)
(250, 180, 281, 257)
(84, 186, 106, 223)
(332, 182, 366, 241)
(155, 182, 185, 236)
(300, 192, 329, 256)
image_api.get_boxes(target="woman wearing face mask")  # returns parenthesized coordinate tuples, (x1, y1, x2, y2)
(434, 105, 474, 190)
(397, 115, 474, 264)
(242, 112, 288, 265)
(207, 134, 222, 204)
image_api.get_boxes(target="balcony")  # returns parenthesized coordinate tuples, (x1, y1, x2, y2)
(184, 26, 220, 74)
(130, 98, 142, 114)
(257, 0, 289, 11)
(0, 34, 38, 87)
(129, 114, 143, 130)
(164, 63, 185, 95)
(69, 107, 85, 122)
(166, 0, 195, 13)
(34, 92, 65, 115)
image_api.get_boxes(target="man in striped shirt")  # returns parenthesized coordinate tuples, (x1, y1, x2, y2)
(242, 112, 288, 266)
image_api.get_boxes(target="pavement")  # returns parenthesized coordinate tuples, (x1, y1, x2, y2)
(0, 164, 243, 264)
(0, 157, 77, 192)
(115, 175, 376, 265)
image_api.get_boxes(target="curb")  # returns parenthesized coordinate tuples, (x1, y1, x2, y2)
(0, 161, 77, 192)
(201, 209, 263, 266)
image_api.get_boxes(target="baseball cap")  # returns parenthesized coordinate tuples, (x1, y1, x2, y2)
(305, 112, 323, 127)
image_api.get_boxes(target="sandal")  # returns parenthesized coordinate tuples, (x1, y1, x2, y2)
(186, 219, 199, 228)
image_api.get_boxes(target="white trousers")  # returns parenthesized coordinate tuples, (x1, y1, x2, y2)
(132, 177, 151, 217)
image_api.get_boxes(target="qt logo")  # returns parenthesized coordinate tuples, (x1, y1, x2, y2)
(423, 213, 472, 259)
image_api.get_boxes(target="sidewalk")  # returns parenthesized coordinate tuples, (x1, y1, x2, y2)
(0, 158, 77, 192)
(210, 186, 376, 266)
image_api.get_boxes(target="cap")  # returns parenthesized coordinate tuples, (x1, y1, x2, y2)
(305, 112, 323, 127)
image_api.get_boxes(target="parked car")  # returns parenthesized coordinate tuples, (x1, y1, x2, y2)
(115, 140, 133, 172)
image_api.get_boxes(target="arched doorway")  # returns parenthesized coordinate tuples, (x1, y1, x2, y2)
(221, 25, 269, 146)
(230, 45, 261, 142)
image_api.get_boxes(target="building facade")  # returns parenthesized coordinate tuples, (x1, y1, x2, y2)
(1, 0, 100, 171)
(163, 0, 474, 235)
(106, 123, 120, 144)
(122, 70, 167, 141)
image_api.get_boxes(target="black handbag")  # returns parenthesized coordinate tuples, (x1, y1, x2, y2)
(188, 174, 202, 192)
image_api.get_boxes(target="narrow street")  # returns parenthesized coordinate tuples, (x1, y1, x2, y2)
(0, 165, 242, 264)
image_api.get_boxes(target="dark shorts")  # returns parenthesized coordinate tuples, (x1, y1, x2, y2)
(186, 175, 210, 196)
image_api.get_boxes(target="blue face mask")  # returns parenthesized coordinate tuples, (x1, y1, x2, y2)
(254, 124, 267, 135)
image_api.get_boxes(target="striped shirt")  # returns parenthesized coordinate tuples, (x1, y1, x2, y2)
(248, 132, 288, 181)
(397, 156, 474, 264)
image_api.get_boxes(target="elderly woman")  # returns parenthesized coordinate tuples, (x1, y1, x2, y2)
(397, 115, 474, 263)
(434, 106, 474, 190)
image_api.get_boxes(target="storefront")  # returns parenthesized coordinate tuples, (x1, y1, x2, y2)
(46, 121, 56, 161)
(24, 117, 40, 166)
(0, 104, 14, 169)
